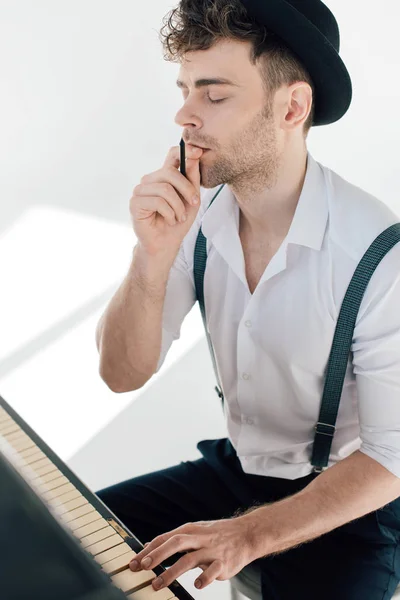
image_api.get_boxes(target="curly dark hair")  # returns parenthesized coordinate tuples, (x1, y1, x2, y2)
(158, 0, 315, 135)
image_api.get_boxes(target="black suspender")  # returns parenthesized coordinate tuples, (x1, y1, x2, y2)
(310, 222, 400, 471)
(193, 185, 226, 404)
(193, 185, 400, 473)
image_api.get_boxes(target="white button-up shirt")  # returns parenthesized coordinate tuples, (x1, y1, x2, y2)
(156, 152, 400, 480)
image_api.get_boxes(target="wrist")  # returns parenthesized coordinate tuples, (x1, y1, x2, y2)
(135, 240, 179, 265)
(239, 507, 277, 561)
(133, 243, 177, 276)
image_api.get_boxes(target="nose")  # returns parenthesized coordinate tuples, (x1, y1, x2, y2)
(174, 106, 192, 128)
(174, 97, 204, 129)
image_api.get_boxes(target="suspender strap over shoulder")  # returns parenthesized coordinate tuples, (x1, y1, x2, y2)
(311, 222, 400, 471)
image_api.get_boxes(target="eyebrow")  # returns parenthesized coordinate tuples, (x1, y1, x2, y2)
(176, 77, 239, 89)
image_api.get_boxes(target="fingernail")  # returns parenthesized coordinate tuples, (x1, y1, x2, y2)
(195, 579, 202, 589)
(130, 560, 139, 571)
(180, 213, 187, 223)
(153, 576, 163, 589)
(192, 195, 199, 205)
(141, 557, 152, 568)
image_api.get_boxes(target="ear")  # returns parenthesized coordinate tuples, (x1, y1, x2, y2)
(283, 82, 313, 131)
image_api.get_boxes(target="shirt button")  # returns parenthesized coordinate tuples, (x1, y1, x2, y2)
(247, 418, 254, 425)
(242, 373, 250, 380)
(245, 320, 252, 328)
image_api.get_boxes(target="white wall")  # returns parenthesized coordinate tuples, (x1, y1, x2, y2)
(0, 2, 399, 598)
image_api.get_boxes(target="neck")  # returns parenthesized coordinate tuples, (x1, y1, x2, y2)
(232, 145, 308, 239)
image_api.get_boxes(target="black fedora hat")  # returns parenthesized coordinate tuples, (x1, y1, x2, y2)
(240, 0, 353, 126)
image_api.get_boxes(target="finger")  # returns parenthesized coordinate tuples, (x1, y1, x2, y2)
(194, 559, 223, 590)
(141, 165, 200, 209)
(163, 143, 203, 171)
(133, 196, 177, 227)
(133, 182, 187, 224)
(130, 532, 176, 570)
(139, 534, 201, 571)
(148, 142, 203, 207)
(130, 524, 196, 571)
(184, 148, 202, 203)
(151, 551, 208, 591)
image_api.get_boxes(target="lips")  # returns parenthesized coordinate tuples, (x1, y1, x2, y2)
(187, 143, 209, 150)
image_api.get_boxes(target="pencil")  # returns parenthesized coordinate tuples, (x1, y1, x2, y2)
(179, 138, 186, 177)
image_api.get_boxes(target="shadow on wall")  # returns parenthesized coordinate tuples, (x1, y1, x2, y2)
(0, 286, 117, 380)
(68, 337, 228, 491)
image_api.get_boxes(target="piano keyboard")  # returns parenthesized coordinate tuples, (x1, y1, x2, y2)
(0, 396, 194, 600)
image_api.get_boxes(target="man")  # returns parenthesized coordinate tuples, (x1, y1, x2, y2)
(96, 0, 400, 598)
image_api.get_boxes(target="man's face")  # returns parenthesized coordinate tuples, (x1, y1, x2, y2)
(174, 38, 282, 190)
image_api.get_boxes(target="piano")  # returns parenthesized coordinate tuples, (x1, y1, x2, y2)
(0, 394, 195, 600)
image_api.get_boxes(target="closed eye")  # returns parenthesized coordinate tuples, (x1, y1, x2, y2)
(208, 97, 226, 104)
(181, 91, 227, 105)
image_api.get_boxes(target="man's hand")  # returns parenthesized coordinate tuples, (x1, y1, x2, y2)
(129, 516, 258, 591)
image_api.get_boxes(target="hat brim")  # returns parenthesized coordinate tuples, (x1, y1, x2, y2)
(242, 0, 352, 126)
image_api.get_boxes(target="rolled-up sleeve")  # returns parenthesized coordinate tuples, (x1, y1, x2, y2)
(352, 243, 400, 477)
(155, 243, 196, 372)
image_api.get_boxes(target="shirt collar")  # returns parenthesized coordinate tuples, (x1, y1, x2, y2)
(285, 152, 328, 251)
(201, 151, 328, 252)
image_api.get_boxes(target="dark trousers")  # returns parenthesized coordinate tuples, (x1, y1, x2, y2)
(96, 438, 400, 599)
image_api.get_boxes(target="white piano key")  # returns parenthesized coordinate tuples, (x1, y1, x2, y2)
(49, 488, 81, 506)
(19, 445, 43, 459)
(61, 503, 95, 524)
(52, 494, 88, 516)
(81, 524, 117, 548)
(95, 542, 132, 566)
(24, 456, 49, 471)
(127, 586, 176, 599)
(20, 449, 46, 465)
(43, 482, 75, 500)
(38, 468, 65, 484)
(42, 475, 70, 492)
(74, 517, 109, 539)
(85, 532, 123, 556)
(102, 550, 137, 576)
(0, 408, 12, 423)
(28, 461, 58, 478)
(112, 567, 156, 594)
(68, 509, 103, 532)
(8, 435, 36, 452)
(4, 429, 26, 442)
(0, 421, 20, 436)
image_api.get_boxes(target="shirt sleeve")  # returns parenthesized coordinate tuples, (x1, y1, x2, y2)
(155, 242, 197, 373)
(352, 242, 400, 477)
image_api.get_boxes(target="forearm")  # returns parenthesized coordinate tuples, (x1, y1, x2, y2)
(98, 243, 178, 392)
(242, 450, 400, 560)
